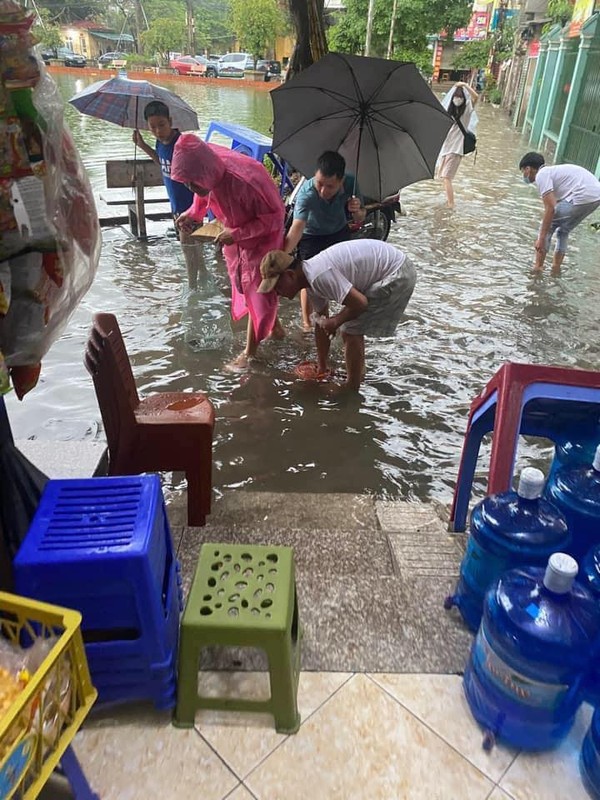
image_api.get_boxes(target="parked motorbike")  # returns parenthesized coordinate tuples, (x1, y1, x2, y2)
(284, 176, 400, 242)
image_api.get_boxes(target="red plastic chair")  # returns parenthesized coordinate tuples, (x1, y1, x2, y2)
(84, 312, 215, 526)
(450, 362, 600, 532)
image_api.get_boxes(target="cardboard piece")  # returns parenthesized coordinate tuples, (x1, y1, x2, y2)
(191, 220, 225, 241)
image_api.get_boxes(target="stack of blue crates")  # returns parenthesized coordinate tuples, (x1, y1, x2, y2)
(14, 474, 182, 709)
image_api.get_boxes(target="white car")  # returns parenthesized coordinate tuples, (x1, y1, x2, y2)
(217, 52, 249, 78)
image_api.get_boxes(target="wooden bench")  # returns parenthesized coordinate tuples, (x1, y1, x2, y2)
(105, 159, 170, 238)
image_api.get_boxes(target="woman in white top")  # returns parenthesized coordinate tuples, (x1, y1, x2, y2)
(437, 82, 479, 209)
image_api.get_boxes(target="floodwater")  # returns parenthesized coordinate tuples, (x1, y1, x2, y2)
(6, 73, 600, 503)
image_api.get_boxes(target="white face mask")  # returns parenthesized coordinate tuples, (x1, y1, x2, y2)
(452, 97, 465, 107)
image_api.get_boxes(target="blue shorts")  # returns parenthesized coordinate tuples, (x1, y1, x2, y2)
(542, 199, 600, 253)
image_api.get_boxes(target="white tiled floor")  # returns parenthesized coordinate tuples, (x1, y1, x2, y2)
(72, 672, 595, 800)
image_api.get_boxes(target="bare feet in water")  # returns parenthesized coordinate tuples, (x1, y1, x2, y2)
(269, 319, 286, 340)
(225, 352, 252, 372)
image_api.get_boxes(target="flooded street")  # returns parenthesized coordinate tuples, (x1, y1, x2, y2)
(6, 73, 600, 503)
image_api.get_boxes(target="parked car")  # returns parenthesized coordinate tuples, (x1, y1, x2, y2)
(41, 47, 87, 67)
(169, 55, 206, 76)
(194, 55, 219, 78)
(217, 52, 249, 78)
(98, 51, 129, 67)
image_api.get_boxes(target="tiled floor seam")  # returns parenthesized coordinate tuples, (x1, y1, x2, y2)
(494, 748, 522, 791)
(221, 783, 259, 800)
(240, 672, 357, 781)
(191, 725, 246, 785)
(365, 673, 502, 785)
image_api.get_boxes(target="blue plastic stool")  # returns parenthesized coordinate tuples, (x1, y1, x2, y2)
(15, 475, 182, 709)
(450, 363, 600, 533)
(56, 746, 99, 799)
(205, 120, 293, 197)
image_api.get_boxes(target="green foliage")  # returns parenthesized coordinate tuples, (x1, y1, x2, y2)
(329, 0, 472, 63)
(452, 38, 491, 70)
(493, 17, 516, 62)
(195, 0, 235, 52)
(548, 0, 574, 26)
(33, 0, 234, 56)
(126, 53, 155, 67)
(488, 86, 502, 104)
(229, 0, 283, 60)
(32, 0, 105, 24)
(141, 17, 187, 63)
(33, 9, 63, 50)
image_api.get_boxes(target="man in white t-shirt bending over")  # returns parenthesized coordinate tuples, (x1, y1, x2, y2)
(519, 151, 600, 275)
(257, 239, 417, 390)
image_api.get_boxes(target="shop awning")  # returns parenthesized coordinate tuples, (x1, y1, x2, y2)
(90, 31, 135, 42)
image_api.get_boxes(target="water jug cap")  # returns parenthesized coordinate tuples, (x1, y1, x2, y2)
(517, 467, 545, 499)
(593, 444, 600, 472)
(543, 553, 578, 593)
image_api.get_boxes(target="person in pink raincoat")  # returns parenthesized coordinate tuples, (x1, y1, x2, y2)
(171, 134, 285, 367)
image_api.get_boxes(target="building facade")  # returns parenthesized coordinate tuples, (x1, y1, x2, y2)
(520, 4, 600, 176)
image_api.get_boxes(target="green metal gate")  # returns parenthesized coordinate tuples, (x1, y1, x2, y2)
(562, 45, 600, 170)
(547, 44, 578, 136)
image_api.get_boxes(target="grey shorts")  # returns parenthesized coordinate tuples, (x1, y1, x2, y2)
(542, 199, 600, 253)
(341, 257, 417, 337)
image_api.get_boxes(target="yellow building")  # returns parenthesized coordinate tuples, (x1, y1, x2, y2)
(59, 22, 134, 59)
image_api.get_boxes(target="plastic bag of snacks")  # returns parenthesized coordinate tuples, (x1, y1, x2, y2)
(0, 633, 71, 764)
(0, 0, 101, 400)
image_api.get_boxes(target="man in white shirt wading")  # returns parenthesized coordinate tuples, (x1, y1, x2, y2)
(519, 152, 600, 275)
(257, 239, 417, 390)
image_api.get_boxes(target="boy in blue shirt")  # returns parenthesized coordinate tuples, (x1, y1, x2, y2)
(284, 151, 365, 329)
(133, 101, 203, 288)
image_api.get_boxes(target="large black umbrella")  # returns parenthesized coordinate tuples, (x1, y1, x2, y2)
(271, 53, 453, 200)
(0, 397, 48, 563)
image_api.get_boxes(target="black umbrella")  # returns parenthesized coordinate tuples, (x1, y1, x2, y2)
(0, 397, 48, 561)
(271, 53, 453, 200)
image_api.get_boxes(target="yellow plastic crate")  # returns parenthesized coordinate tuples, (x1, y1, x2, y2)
(0, 592, 97, 800)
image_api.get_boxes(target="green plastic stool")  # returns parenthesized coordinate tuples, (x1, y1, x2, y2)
(174, 542, 301, 733)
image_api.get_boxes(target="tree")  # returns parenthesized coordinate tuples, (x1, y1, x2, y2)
(548, 0, 574, 27)
(229, 0, 283, 64)
(329, 0, 472, 64)
(452, 38, 491, 70)
(195, 0, 235, 54)
(141, 17, 187, 63)
(32, 0, 105, 24)
(32, 7, 64, 50)
(287, 0, 328, 76)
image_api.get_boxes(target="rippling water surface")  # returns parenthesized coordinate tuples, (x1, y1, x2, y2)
(6, 73, 600, 502)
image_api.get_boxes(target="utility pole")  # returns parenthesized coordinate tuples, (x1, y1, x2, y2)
(186, 0, 195, 55)
(386, 0, 398, 59)
(365, 0, 376, 56)
(132, 0, 145, 54)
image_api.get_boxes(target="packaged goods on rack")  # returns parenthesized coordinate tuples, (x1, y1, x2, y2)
(0, 0, 101, 400)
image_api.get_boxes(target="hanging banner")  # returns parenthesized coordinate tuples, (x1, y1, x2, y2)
(453, 10, 490, 41)
(569, 0, 596, 36)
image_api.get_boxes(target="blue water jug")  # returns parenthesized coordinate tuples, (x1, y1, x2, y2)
(581, 709, 600, 799)
(463, 553, 600, 751)
(446, 468, 570, 633)
(545, 444, 600, 561)
(579, 545, 600, 706)
(547, 426, 600, 482)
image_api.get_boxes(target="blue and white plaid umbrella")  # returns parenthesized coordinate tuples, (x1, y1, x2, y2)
(69, 77, 199, 131)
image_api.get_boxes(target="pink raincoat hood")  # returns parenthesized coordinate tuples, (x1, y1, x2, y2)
(171, 134, 226, 189)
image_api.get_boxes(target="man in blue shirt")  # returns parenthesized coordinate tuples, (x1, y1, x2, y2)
(284, 151, 366, 328)
(133, 101, 203, 289)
